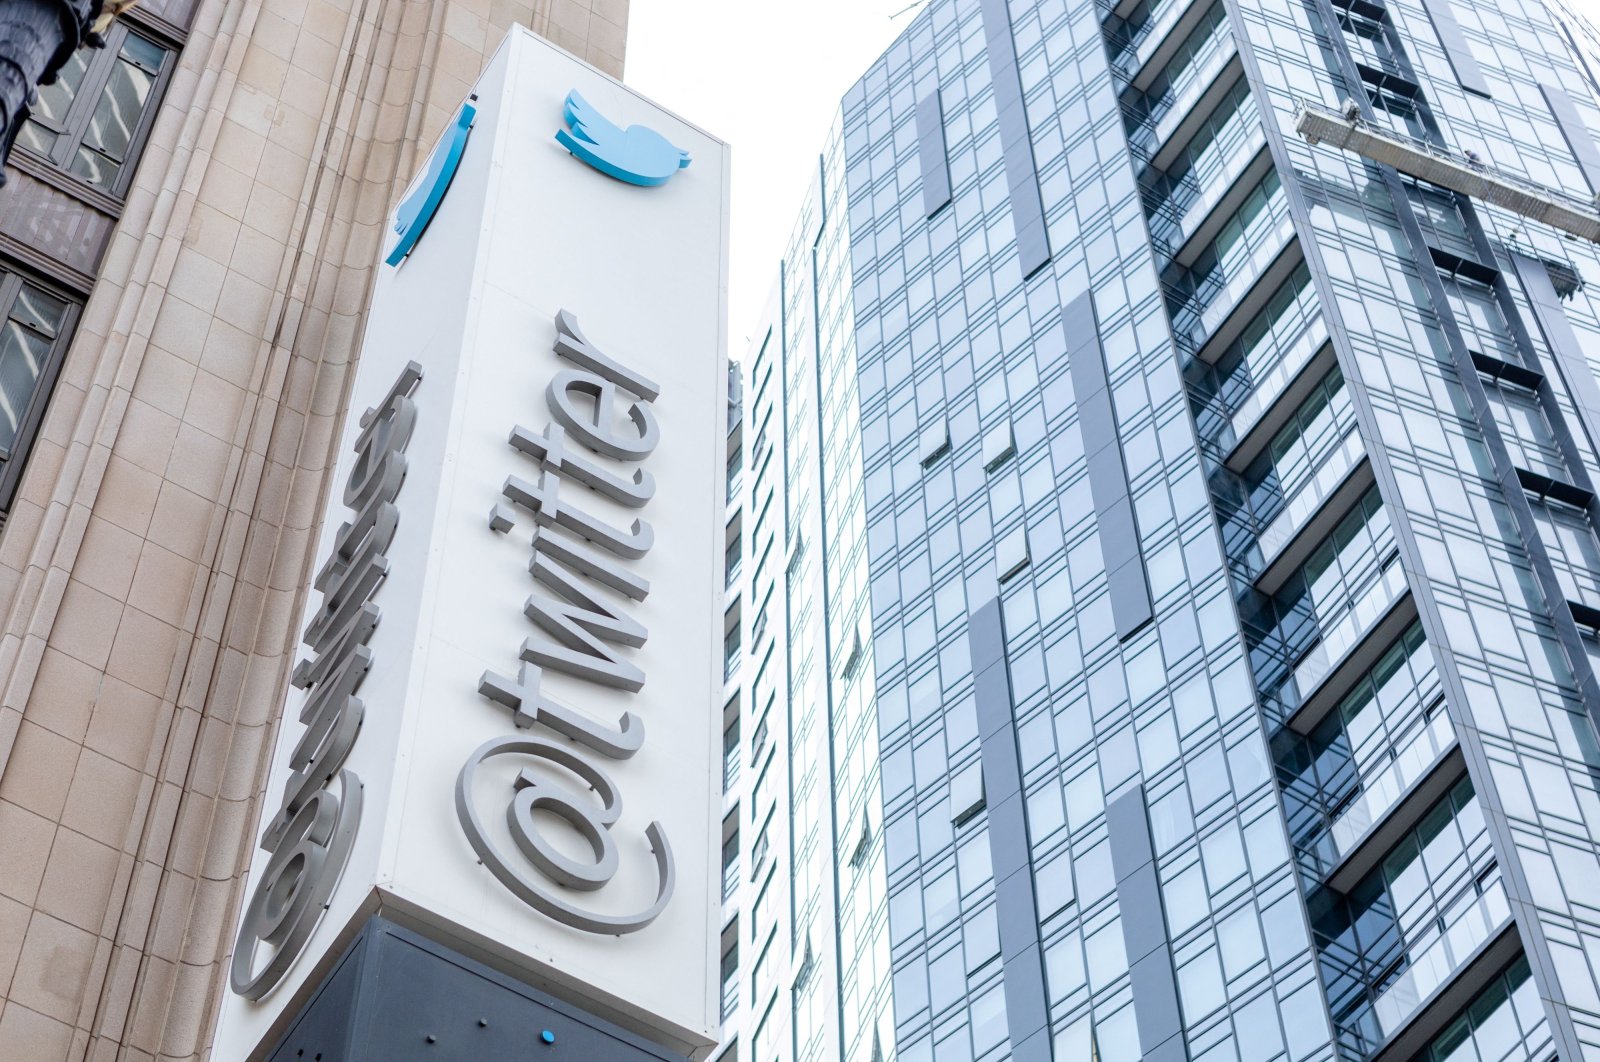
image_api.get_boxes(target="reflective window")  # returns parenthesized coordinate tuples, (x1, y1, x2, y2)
(1301, 486, 1394, 629)
(0, 271, 77, 513)
(18, 25, 173, 195)
(1379, 777, 1492, 941)
(1423, 956, 1551, 1062)
(1265, 366, 1353, 500)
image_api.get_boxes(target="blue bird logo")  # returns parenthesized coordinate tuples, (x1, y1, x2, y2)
(387, 99, 476, 266)
(555, 90, 691, 188)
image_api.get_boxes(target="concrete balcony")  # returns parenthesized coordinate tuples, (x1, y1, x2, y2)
(1224, 325, 1332, 471)
(1150, 136, 1272, 269)
(1368, 915, 1522, 1062)
(1175, 214, 1299, 362)
(1254, 431, 1373, 593)
(1115, 0, 1215, 92)
(1325, 711, 1463, 894)
(1190, 237, 1304, 365)
(1128, 48, 1242, 172)
(1290, 560, 1414, 734)
(1373, 880, 1513, 1041)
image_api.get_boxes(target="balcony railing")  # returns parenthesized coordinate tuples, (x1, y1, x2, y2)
(1295, 559, 1408, 696)
(1169, 211, 1297, 356)
(1227, 316, 1328, 451)
(1257, 430, 1366, 565)
(720, 977, 739, 1022)
(723, 859, 740, 902)
(723, 746, 741, 794)
(1329, 711, 1456, 861)
(1109, 0, 1206, 85)
(1126, 32, 1239, 165)
(1148, 130, 1269, 263)
(1373, 879, 1511, 1038)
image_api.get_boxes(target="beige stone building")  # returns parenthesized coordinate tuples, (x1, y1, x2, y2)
(0, 2, 626, 1058)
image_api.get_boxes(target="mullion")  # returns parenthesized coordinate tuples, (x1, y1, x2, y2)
(0, 272, 33, 464)
(58, 25, 131, 177)
(0, 271, 80, 510)
(107, 28, 176, 197)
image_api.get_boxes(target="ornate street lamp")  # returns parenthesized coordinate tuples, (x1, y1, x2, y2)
(0, 0, 135, 185)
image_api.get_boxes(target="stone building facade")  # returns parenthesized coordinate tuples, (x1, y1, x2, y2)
(0, 2, 626, 1058)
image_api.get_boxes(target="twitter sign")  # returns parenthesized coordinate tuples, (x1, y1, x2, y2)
(215, 27, 729, 1061)
(555, 90, 692, 187)
(386, 100, 476, 266)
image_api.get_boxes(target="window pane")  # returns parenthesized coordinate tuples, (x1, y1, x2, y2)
(0, 323, 50, 455)
(12, 286, 67, 337)
(18, 49, 92, 154)
(122, 32, 166, 73)
(71, 34, 165, 189)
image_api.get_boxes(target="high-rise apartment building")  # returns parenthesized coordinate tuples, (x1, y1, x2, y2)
(719, 0, 1600, 1059)
(0, 5, 635, 1060)
(716, 134, 900, 1062)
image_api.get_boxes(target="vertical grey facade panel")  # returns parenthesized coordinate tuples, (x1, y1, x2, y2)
(915, 90, 953, 217)
(1108, 787, 1188, 1061)
(1063, 293, 1154, 639)
(967, 598, 1051, 1057)
(978, 0, 1052, 277)
(1541, 83, 1600, 193)
(1515, 252, 1600, 478)
(976, 686, 1024, 804)
(1421, 0, 1492, 96)
(1128, 954, 1186, 1053)
(988, 792, 1033, 880)
(1144, 1038, 1191, 1062)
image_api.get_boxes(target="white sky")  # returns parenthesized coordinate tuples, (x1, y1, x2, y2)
(627, 0, 1600, 356)
(626, 1, 924, 353)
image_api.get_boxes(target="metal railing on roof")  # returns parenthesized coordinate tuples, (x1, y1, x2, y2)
(1295, 100, 1600, 243)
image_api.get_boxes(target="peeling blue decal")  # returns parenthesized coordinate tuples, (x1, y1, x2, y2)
(555, 90, 690, 188)
(387, 99, 476, 267)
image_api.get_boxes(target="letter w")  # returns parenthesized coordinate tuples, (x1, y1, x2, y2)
(522, 533, 646, 692)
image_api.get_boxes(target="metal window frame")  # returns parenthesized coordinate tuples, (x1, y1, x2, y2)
(0, 267, 82, 516)
(16, 19, 179, 200)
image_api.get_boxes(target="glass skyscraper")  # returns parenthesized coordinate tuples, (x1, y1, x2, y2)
(716, 0, 1600, 1060)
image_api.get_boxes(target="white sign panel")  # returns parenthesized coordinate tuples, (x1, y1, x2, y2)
(214, 27, 728, 1059)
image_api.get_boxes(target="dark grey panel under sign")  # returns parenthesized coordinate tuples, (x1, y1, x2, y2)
(916, 89, 953, 217)
(1421, 0, 1491, 97)
(1063, 293, 1154, 640)
(967, 598, 1052, 1059)
(1542, 84, 1600, 194)
(266, 917, 685, 1062)
(979, 0, 1051, 278)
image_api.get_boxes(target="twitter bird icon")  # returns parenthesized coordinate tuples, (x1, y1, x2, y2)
(386, 99, 475, 266)
(555, 90, 691, 188)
